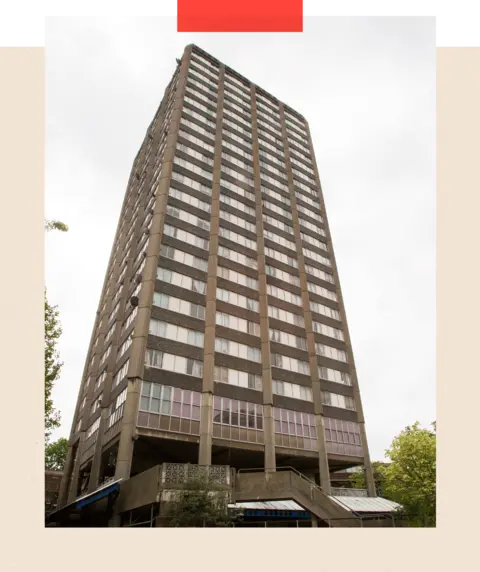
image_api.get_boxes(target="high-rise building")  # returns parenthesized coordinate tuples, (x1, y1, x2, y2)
(57, 44, 378, 523)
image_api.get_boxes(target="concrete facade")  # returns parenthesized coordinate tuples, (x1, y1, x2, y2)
(59, 44, 376, 509)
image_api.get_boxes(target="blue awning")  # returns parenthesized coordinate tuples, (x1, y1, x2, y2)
(74, 478, 122, 509)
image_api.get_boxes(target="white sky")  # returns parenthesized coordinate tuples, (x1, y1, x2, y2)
(45, 17, 436, 461)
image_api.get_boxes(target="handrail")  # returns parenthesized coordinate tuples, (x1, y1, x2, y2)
(236, 466, 331, 502)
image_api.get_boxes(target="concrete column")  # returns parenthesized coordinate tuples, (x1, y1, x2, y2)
(113, 46, 192, 481)
(279, 104, 331, 494)
(57, 440, 77, 508)
(67, 432, 85, 504)
(251, 86, 276, 472)
(303, 121, 377, 497)
(198, 64, 225, 465)
(87, 408, 108, 492)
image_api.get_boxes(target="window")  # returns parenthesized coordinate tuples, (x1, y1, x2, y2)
(273, 407, 317, 451)
(160, 245, 209, 272)
(107, 387, 128, 429)
(322, 391, 355, 410)
(324, 417, 363, 457)
(219, 178, 255, 202)
(265, 264, 300, 287)
(157, 267, 206, 294)
(267, 284, 302, 306)
(268, 305, 304, 327)
(220, 192, 255, 216)
(273, 380, 313, 401)
(264, 229, 296, 252)
(100, 344, 112, 366)
(271, 353, 310, 375)
(213, 395, 264, 435)
(139, 382, 201, 422)
(149, 319, 204, 347)
(307, 282, 337, 301)
(214, 338, 261, 362)
(310, 301, 341, 321)
(217, 266, 258, 290)
(86, 417, 101, 439)
(112, 360, 129, 389)
(303, 247, 331, 267)
(121, 307, 138, 335)
(153, 293, 205, 320)
(171, 171, 212, 196)
(263, 199, 292, 220)
(218, 245, 257, 269)
(145, 349, 204, 377)
(214, 366, 262, 390)
(264, 246, 298, 269)
(168, 187, 211, 213)
(318, 366, 351, 386)
(219, 210, 256, 234)
(163, 224, 209, 250)
(216, 312, 260, 336)
(316, 343, 348, 362)
(116, 332, 131, 356)
(305, 264, 334, 284)
(263, 214, 293, 235)
(301, 232, 328, 252)
(216, 288, 259, 312)
(269, 328, 307, 350)
(90, 393, 102, 416)
(313, 321, 344, 341)
(95, 369, 107, 391)
(219, 227, 257, 250)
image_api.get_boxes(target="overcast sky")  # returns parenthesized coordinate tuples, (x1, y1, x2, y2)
(45, 17, 436, 461)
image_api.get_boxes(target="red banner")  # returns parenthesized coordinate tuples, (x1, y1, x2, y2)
(177, 0, 303, 32)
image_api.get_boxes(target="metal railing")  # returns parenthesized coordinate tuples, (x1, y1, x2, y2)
(331, 487, 368, 497)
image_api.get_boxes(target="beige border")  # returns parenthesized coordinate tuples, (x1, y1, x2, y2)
(2, 43, 479, 570)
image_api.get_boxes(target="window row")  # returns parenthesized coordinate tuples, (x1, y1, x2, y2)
(263, 214, 293, 235)
(215, 337, 261, 362)
(169, 187, 211, 214)
(310, 301, 341, 321)
(267, 283, 302, 306)
(220, 191, 256, 217)
(303, 247, 331, 267)
(163, 224, 209, 251)
(270, 328, 307, 350)
(316, 343, 348, 363)
(305, 264, 334, 284)
(273, 379, 313, 402)
(264, 229, 296, 252)
(217, 287, 259, 312)
(318, 365, 351, 386)
(171, 170, 212, 195)
(153, 292, 205, 320)
(214, 365, 262, 390)
(173, 156, 213, 180)
(160, 245, 209, 272)
(213, 396, 263, 431)
(220, 209, 256, 234)
(271, 353, 310, 375)
(307, 281, 337, 301)
(149, 318, 204, 347)
(140, 381, 201, 419)
(145, 348, 204, 377)
(219, 226, 257, 251)
(218, 265, 258, 290)
(216, 311, 260, 336)
(322, 391, 355, 410)
(166, 205, 210, 232)
(157, 267, 206, 294)
(265, 264, 300, 286)
(264, 246, 298, 269)
(313, 321, 344, 341)
(218, 245, 257, 269)
(268, 305, 304, 327)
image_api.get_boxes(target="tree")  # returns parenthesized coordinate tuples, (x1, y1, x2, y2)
(349, 461, 387, 497)
(381, 421, 436, 527)
(45, 437, 68, 471)
(45, 293, 63, 441)
(45, 219, 68, 442)
(45, 220, 69, 232)
(168, 474, 239, 527)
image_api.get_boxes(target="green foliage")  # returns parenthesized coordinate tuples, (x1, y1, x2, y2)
(45, 437, 68, 471)
(381, 421, 436, 527)
(44, 219, 68, 444)
(349, 461, 386, 497)
(45, 220, 69, 232)
(168, 474, 238, 527)
(45, 291, 62, 442)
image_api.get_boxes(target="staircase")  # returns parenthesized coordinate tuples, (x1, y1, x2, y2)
(234, 467, 361, 527)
